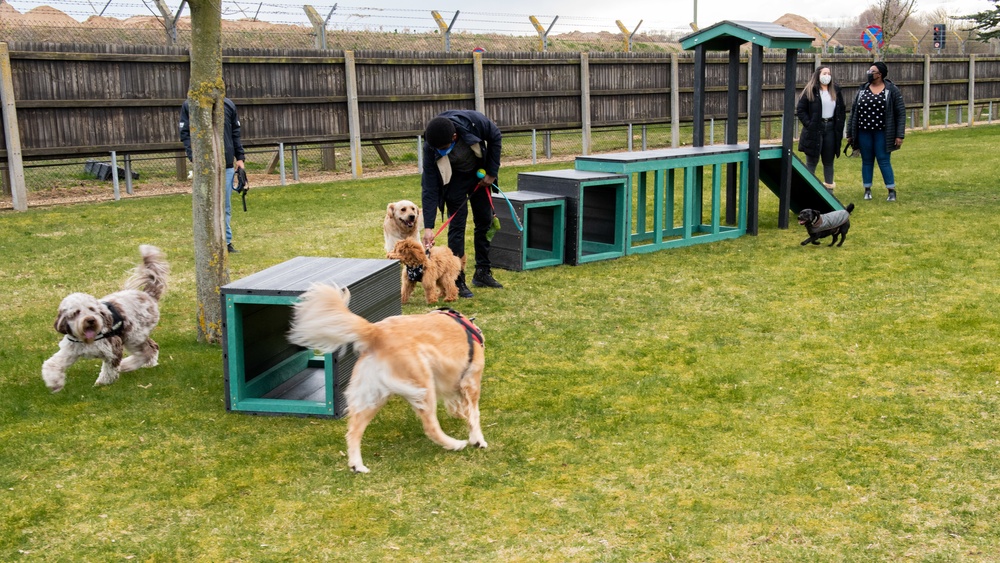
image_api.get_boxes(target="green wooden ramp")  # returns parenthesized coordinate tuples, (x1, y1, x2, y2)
(758, 151, 846, 214)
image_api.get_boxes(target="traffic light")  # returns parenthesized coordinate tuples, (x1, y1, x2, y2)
(933, 24, 946, 50)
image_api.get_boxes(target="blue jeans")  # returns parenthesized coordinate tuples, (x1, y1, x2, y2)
(857, 130, 895, 189)
(224, 167, 235, 244)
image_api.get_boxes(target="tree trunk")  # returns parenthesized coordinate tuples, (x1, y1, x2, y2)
(187, 0, 228, 343)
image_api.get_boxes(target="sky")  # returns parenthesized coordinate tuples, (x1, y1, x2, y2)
(4, 0, 995, 34)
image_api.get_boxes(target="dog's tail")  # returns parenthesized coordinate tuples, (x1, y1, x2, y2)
(125, 245, 169, 301)
(287, 284, 375, 357)
(845, 203, 855, 214)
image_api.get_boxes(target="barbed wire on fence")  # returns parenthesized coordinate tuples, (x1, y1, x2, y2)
(3, 0, 997, 54)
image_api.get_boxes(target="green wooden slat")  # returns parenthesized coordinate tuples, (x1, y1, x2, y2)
(522, 200, 566, 270)
(228, 294, 300, 305)
(664, 168, 675, 241)
(653, 169, 665, 246)
(712, 163, 722, 235)
(760, 147, 783, 160)
(628, 229, 743, 254)
(790, 157, 843, 210)
(232, 398, 333, 416)
(636, 172, 649, 239)
(225, 295, 246, 405)
(242, 351, 312, 399)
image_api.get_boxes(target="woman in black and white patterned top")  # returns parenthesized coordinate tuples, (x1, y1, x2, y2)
(845, 61, 906, 201)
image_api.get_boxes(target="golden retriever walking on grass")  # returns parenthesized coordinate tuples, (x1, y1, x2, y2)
(287, 284, 488, 473)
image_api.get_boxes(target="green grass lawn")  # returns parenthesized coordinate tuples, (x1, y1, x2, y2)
(1, 125, 999, 561)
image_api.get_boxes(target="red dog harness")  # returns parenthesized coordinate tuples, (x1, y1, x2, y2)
(435, 308, 484, 366)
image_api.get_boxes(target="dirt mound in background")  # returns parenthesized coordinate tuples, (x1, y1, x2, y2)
(774, 13, 840, 48)
(2, 5, 320, 34)
(9, 5, 79, 26)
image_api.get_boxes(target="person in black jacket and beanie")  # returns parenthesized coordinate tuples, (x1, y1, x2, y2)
(421, 110, 503, 298)
(179, 97, 246, 252)
(796, 66, 846, 193)
(846, 61, 905, 202)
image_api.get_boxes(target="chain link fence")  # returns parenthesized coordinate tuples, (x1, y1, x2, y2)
(3, 2, 1000, 208)
(3, 11, 999, 55)
(6, 104, 997, 210)
(4, 19, 998, 55)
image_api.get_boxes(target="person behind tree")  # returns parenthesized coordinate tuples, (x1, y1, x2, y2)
(179, 97, 246, 252)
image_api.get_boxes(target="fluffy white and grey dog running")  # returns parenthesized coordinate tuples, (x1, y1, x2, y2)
(42, 245, 169, 393)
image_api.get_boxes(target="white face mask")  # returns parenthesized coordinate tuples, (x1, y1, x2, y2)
(819, 74, 832, 85)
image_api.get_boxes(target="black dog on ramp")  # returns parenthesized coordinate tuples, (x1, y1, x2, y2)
(797, 203, 855, 247)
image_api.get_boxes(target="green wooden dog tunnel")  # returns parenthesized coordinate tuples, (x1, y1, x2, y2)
(220, 257, 400, 418)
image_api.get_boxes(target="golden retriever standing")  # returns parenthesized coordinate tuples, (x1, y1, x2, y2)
(383, 199, 422, 256)
(388, 239, 462, 305)
(287, 284, 487, 473)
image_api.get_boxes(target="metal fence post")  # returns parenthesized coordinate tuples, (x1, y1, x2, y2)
(531, 129, 537, 164)
(278, 142, 286, 186)
(291, 145, 299, 181)
(432, 11, 459, 53)
(968, 54, 976, 126)
(110, 150, 121, 200)
(923, 55, 931, 130)
(417, 136, 423, 171)
(628, 124, 633, 151)
(124, 153, 134, 194)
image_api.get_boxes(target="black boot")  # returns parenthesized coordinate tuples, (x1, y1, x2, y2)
(456, 272, 474, 299)
(472, 266, 503, 289)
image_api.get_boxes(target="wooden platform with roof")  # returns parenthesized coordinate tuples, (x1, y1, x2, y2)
(679, 20, 835, 233)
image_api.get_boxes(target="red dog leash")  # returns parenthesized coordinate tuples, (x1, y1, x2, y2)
(430, 182, 493, 242)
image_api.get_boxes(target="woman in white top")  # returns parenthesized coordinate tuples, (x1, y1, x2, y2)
(795, 66, 847, 193)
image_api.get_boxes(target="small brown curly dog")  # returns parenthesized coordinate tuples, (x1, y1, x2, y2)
(388, 239, 463, 305)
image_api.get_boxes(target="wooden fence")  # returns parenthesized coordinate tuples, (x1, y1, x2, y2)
(2, 42, 998, 209)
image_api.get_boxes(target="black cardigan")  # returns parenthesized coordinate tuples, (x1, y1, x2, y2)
(795, 83, 846, 157)
(846, 79, 906, 153)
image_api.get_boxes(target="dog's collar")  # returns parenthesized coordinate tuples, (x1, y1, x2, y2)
(406, 264, 424, 282)
(435, 308, 484, 367)
(403, 249, 432, 282)
(66, 301, 125, 343)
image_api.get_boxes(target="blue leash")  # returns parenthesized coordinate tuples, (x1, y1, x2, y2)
(477, 170, 523, 232)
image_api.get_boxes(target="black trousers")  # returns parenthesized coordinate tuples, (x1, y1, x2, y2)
(443, 168, 493, 269)
(805, 120, 837, 184)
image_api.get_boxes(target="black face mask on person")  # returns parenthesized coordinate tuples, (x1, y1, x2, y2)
(867, 72, 876, 84)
